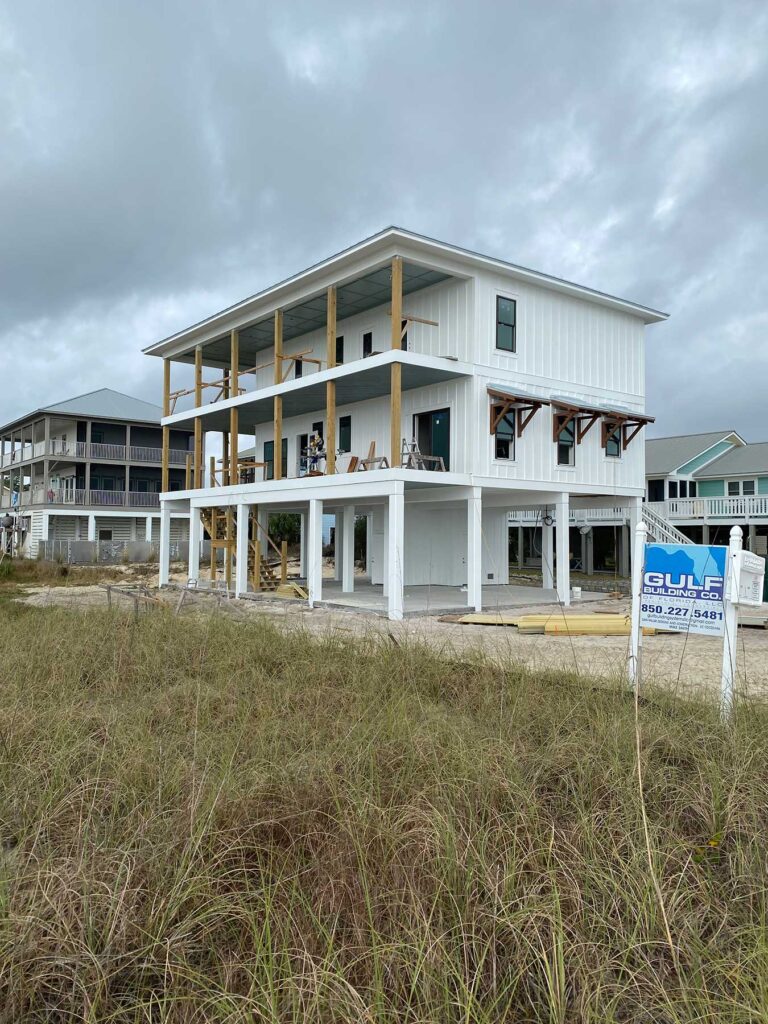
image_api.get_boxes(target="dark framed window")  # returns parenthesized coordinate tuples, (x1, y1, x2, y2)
(679, 480, 688, 498)
(556, 421, 575, 466)
(727, 480, 739, 496)
(668, 480, 678, 498)
(401, 320, 408, 351)
(689, 481, 697, 498)
(605, 428, 622, 458)
(493, 407, 515, 460)
(335, 336, 344, 364)
(98, 529, 112, 542)
(647, 479, 664, 502)
(263, 438, 288, 480)
(294, 358, 303, 379)
(363, 331, 373, 357)
(339, 415, 352, 453)
(496, 296, 516, 352)
(743, 480, 756, 496)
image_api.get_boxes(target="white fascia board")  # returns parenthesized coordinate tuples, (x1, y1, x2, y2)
(161, 350, 474, 428)
(45, 508, 188, 518)
(145, 228, 668, 362)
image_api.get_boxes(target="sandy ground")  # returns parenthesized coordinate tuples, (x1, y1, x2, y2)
(15, 569, 768, 701)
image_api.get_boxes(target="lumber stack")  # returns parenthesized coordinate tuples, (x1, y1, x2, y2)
(442, 611, 655, 636)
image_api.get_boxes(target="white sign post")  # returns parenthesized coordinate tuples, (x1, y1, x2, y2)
(628, 523, 766, 718)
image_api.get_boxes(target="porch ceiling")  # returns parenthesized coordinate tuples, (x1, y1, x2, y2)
(196, 359, 470, 433)
(174, 262, 452, 370)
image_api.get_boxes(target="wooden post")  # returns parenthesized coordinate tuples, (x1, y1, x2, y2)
(209, 455, 216, 487)
(253, 539, 261, 591)
(162, 359, 171, 416)
(281, 539, 288, 584)
(185, 454, 192, 490)
(274, 310, 283, 479)
(161, 425, 170, 493)
(210, 508, 217, 582)
(194, 345, 203, 406)
(225, 508, 233, 588)
(390, 257, 403, 466)
(326, 285, 337, 474)
(230, 407, 239, 485)
(230, 329, 239, 396)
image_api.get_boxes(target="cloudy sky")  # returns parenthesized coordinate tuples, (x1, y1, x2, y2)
(1, 0, 766, 438)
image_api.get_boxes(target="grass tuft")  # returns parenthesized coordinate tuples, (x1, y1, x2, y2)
(1, 606, 767, 1021)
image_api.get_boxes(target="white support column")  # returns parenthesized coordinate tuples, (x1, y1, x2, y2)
(307, 498, 323, 607)
(40, 511, 49, 542)
(235, 502, 249, 597)
(517, 525, 524, 569)
(342, 505, 355, 593)
(87, 514, 96, 542)
(382, 505, 389, 597)
(299, 513, 307, 578)
(702, 523, 710, 545)
(188, 507, 201, 582)
(628, 496, 642, 576)
(748, 522, 757, 553)
(145, 516, 153, 543)
(467, 486, 482, 612)
(158, 503, 171, 587)
(542, 518, 554, 590)
(366, 514, 373, 577)
(334, 512, 343, 582)
(387, 487, 404, 621)
(555, 493, 570, 606)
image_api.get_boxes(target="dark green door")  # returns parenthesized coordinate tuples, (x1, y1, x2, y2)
(414, 408, 450, 470)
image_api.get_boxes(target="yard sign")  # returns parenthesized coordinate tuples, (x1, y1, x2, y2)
(639, 543, 727, 637)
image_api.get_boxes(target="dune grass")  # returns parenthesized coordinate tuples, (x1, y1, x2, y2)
(1, 603, 767, 1021)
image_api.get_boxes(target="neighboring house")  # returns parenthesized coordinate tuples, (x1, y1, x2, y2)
(146, 227, 666, 619)
(646, 432, 768, 552)
(0, 389, 193, 556)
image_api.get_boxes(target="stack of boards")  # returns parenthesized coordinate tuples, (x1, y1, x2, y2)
(441, 611, 656, 637)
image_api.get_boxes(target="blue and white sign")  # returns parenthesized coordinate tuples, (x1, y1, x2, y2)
(640, 543, 727, 636)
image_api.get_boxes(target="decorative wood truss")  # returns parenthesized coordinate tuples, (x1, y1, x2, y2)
(487, 388, 549, 437)
(551, 399, 654, 449)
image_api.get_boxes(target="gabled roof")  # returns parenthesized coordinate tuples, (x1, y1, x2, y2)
(694, 441, 768, 479)
(0, 388, 164, 434)
(645, 431, 745, 476)
(145, 226, 668, 360)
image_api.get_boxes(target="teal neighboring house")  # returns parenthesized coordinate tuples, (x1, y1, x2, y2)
(645, 431, 768, 552)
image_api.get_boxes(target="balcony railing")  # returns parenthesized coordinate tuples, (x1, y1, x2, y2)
(2, 440, 190, 464)
(508, 506, 630, 525)
(1, 489, 161, 509)
(648, 497, 768, 520)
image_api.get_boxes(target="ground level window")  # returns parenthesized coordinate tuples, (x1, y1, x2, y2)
(98, 529, 112, 541)
(493, 408, 515, 460)
(339, 415, 352, 453)
(557, 421, 575, 466)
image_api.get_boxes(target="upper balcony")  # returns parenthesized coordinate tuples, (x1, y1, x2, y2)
(0, 440, 190, 466)
(649, 497, 768, 522)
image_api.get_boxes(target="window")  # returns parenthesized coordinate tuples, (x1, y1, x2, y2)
(294, 358, 303, 379)
(668, 480, 678, 498)
(98, 529, 112, 542)
(401, 320, 408, 351)
(729, 479, 756, 496)
(312, 420, 324, 439)
(339, 415, 352, 453)
(335, 336, 344, 364)
(647, 479, 664, 502)
(496, 296, 516, 352)
(689, 481, 697, 498)
(494, 409, 515, 461)
(263, 439, 288, 480)
(363, 331, 373, 357)
(556, 421, 575, 466)
(679, 480, 688, 498)
(605, 428, 621, 458)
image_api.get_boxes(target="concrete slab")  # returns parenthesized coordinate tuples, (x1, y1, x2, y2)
(316, 579, 605, 617)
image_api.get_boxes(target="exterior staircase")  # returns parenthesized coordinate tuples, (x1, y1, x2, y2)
(199, 507, 286, 592)
(641, 503, 691, 545)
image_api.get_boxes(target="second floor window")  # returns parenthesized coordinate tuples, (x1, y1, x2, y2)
(294, 358, 303, 379)
(493, 408, 515, 461)
(557, 421, 575, 466)
(336, 336, 344, 364)
(496, 296, 516, 352)
(363, 331, 373, 357)
(605, 427, 622, 458)
(728, 479, 756, 496)
(263, 438, 288, 480)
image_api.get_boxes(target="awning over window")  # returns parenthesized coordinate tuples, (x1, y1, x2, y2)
(487, 385, 550, 436)
(550, 394, 654, 448)
(487, 386, 653, 449)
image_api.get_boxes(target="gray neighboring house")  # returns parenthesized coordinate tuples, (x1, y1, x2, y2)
(0, 388, 193, 556)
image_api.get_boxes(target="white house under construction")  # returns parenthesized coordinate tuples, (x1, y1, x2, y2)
(146, 227, 668, 618)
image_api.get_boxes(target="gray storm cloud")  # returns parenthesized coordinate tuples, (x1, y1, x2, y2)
(1, 0, 766, 436)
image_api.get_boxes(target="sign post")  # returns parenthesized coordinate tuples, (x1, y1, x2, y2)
(629, 522, 765, 718)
